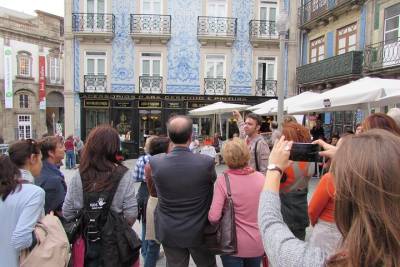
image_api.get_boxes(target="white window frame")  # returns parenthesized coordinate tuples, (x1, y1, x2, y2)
(207, 0, 227, 17)
(141, 0, 163, 14)
(140, 52, 162, 76)
(310, 36, 325, 63)
(205, 55, 226, 78)
(257, 57, 277, 80)
(259, 1, 278, 21)
(19, 94, 29, 109)
(84, 0, 106, 13)
(17, 52, 32, 77)
(49, 56, 61, 84)
(384, 14, 400, 44)
(85, 51, 107, 75)
(18, 115, 32, 140)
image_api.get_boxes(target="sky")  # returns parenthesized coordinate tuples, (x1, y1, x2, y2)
(0, 0, 64, 17)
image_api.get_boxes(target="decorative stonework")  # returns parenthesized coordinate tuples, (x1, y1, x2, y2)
(74, 38, 80, 92)
(166, 0, 201, 94)
(74, 93, 81, 136)
(229, 0, 254, 95)
(111, 0, 135, 92)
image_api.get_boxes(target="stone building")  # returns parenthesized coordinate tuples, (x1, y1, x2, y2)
(0, 8, 64, 142)
(64, 0, 299, 158)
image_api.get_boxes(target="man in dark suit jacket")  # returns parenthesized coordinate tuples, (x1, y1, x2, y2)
(150, 115, 217, 267)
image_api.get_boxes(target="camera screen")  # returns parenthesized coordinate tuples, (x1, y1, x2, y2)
(289, 143, 320, 162)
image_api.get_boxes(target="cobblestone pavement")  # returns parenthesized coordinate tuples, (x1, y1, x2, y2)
(62, 159, 319, 267)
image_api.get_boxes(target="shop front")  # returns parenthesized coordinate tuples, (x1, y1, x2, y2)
(80, 93, 273, 158)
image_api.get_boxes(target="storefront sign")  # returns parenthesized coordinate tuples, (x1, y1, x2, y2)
(113, 100, 133, 108)
(166, 101, 182, 109)
(138, 100, 162, 108)
(4, 47, 12, 109)
(39, 56, 46, 110)
(187, 102, 209, 109)
(323, 99, 331, 108)
(84, 99, 109, 108)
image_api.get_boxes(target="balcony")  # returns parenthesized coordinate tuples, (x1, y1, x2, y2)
(364, 38, 400, 74)
(255, 80, 277, 96)
(130, 14, 171, 44)
(297, 51, 363, 86)
(249, 20, 279, 47)
(139, 76, 163, 94)
(72, 13, 115, 42)
(298, 0, 365, 30)
(84, 75, 107, 92)
(197, 16, 237, 47)
(204, 78, 226, 95)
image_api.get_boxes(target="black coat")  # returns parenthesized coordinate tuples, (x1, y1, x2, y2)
(150, 146, 216, 248)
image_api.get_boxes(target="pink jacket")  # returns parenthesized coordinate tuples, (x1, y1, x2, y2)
(208, 168, 265, 257)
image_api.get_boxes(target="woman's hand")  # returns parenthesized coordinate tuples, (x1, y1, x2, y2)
(269, 136, 293, 171)
(312, 139, 337, 159)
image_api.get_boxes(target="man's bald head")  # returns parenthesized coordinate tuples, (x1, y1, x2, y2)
(167, 115, 193, 145)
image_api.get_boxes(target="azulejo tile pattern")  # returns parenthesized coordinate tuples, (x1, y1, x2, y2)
(111, 0, 135, 93)
(229, 0, 254, 95)
(166, 0, 201, 94)
(74, 38, 80, 92)
(74, 94, 81, 136)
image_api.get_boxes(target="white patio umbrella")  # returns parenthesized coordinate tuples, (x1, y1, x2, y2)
(189, 102, 250, 135)
(288, 77, 400, 114)
(247, 99, 278, 111)
(374, 88, 400, 106)
(253, 91, 319, 115)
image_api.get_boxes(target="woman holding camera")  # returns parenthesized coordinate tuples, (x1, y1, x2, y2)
(258, 130, 400, 266)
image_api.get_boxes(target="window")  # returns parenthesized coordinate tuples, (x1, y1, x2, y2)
(257, 57, 276, 80)
(310, 36, 325, 63)
(260, 1, 277, 21)
(207, 0, 227, 17)
(206, 55, 225, 78)
(141, 53, 161, 76)
(384, 3, 400, 44)
(19, 94, 29, 109)
(337, 23, 357, 55)
(18, 115, 32, 140)
(142, 0, 162, 14)
(49, 57, 61, 83)
(86, 0, 105, 13)
(85, 52, 106, 75)
(85, 0, 106, 31)
(17, 51, 32, 77)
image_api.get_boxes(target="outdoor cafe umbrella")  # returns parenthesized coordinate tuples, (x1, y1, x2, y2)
(189, 101, 250, 135)
(288, 77, 400, 114)
(247, 99, 278, 111)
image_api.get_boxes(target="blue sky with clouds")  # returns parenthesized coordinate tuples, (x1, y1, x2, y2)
(0, 0, 63, 17)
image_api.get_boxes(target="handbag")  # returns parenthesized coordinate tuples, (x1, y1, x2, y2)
(204, 172, 237, 255)
(62, 210, 83, 244)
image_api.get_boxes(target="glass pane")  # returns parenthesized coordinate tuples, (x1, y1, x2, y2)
(87, 0, 94, 12)
(385, 31, 398, 43)
(152, 60, 161, 76)
(217, 4, 226, 16)
(97, 59, 105, 74)
(257, 63, 264, 79)
(269, 8, 277, 21)
(349, 34, 356, 46)
(267, 64, 275, 79)
(385, 16, 399, 32)
(97, 0, 105, 13)
(260, 7, 267, 20)
(216, 62, 224, 77)
(318, 55, 324, 61)
(338, 38, 346, 50)
(87, 59, 95, 74)
(318, 46, 324, 55)
(153, 1, 162, 14)
(142, 60, 150, 75)
(206, 62, 214, 78)
(348, 46, 356, 52)
(143, 1, 151, 13)
(338, 48, 346, 55)
(311, 48, 317, 57)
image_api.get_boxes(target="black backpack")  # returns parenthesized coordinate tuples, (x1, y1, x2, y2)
(82, 165, 141, 267)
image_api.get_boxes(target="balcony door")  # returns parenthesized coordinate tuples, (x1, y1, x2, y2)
(207, 0, 227, 17)
(85, 52, 106, 92)
(142, 0, 162, 14)
(141, 53, 162, 93)
(205, 55, 225, 95)
(85, 0, 106, 31)
(384, 4, 400, 67)
(336, 23, 357, 55)
(257, 57, 276, 96)
(259, 1, 277, 36)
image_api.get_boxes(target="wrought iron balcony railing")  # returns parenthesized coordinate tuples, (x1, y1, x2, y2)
(197, 16, 237, 38)
(249, 20, 278, 40)
(130, 14, 171, 35)
(139, 76, 163, 94)
(204, 78, 226, 95)
(72, 13, 115, 33)
(364, 38, 400, 72)
(84, 75, 107, 92)
(297, 51, 363, 85)
(298, 0, 359, 28)
(255, 79, 277, 97)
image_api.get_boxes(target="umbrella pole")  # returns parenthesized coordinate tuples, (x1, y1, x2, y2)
(219, 114, 223, 136)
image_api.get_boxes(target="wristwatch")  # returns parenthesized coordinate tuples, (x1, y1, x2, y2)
(267, 164, 283, 176)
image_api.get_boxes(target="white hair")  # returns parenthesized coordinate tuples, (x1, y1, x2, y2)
(387, 108, 400, 127)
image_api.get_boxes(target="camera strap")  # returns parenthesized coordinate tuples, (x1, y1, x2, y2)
(254, 139, 260, 172)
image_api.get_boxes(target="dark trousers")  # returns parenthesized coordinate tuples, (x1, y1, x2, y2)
(220, 255, 262, 267)
(163, 245, 216, 267)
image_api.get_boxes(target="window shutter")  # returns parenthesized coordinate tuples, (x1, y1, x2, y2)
(326, 31, 334, 57)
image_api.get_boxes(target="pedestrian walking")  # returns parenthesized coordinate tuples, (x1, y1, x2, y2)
(232, 110, 270, 174)
(8, 139, 42, 183)
(208, 138, 265, 267)
(0, 155, 45, 267)
(35, 136, 66, 215)
(74, 136, 84, 165)
(150, 115, 217, 267)
(64, 135, 76, 169)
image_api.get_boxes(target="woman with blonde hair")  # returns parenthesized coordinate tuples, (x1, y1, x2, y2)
(258, 129, 400, 266)
(208, 138, 265, 267)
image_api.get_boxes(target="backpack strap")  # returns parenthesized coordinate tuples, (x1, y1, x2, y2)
(103, 165, 128, 213)
(254, 139, 261, 172)
(223, 172, 232, 198)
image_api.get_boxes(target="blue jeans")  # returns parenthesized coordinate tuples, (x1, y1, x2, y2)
(140, 220, 160, 267)
(65, 150, 75, 169)
(220, 255, 262, 267)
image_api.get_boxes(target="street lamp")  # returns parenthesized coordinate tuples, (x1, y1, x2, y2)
(52, 112, 56, 135)
(276, 7, 290, 130)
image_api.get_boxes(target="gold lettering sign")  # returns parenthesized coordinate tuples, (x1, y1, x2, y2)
(114, 101, 132, 108)
(138, 101, 162, 108)
(187, 102, 208, 109)
(166, 102, 182, 109)
(84, 100, 109, 108)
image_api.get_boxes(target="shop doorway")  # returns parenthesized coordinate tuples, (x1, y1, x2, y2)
(138, 110, 162, 149)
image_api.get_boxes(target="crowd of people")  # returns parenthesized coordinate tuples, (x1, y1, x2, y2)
(1, 107, 400, 267)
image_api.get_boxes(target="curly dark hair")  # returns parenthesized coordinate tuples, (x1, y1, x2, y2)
(0, 155, 21, 201)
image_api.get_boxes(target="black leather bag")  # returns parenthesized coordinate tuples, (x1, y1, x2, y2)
(62, 210, 82, 243)
(204, 173, 237, 255)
